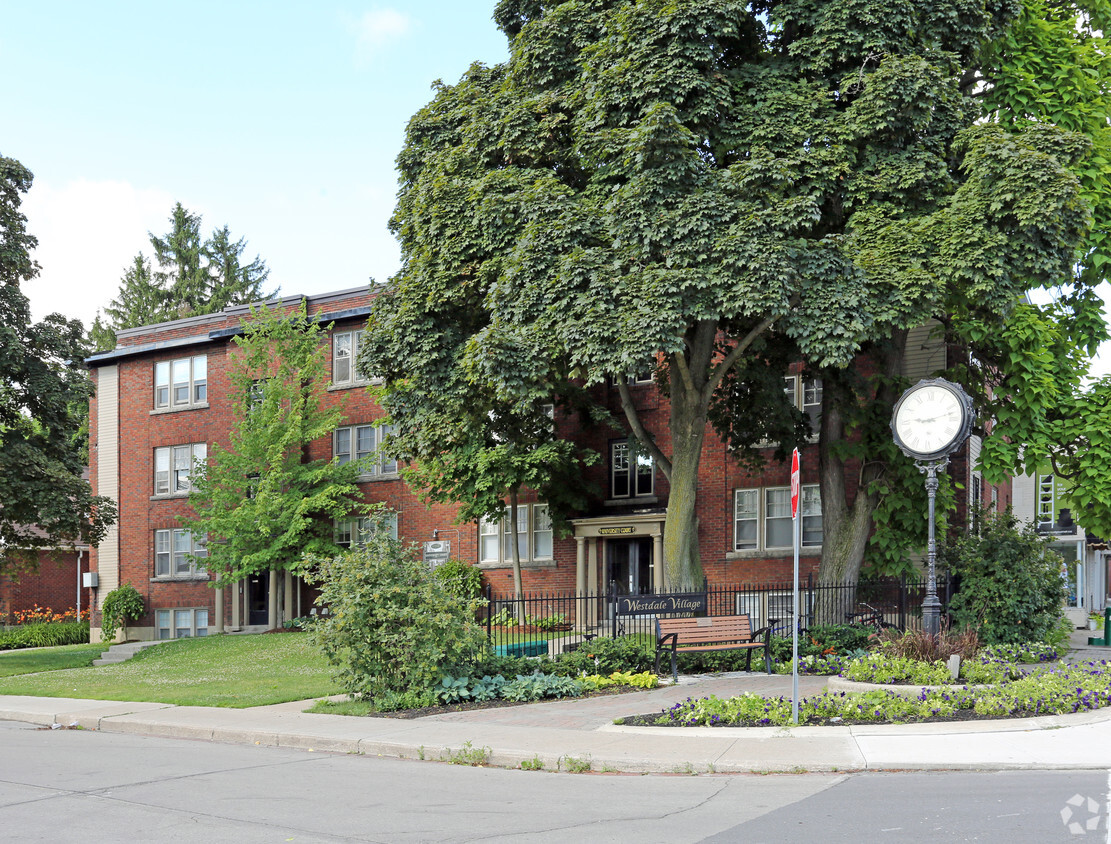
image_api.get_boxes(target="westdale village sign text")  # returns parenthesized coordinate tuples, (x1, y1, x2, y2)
(615, 592, 707, 616)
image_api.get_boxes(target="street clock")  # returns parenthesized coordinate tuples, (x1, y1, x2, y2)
(891, 378, 974, 462)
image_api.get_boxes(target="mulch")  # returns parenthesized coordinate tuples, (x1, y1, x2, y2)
(370, 685, 640, 719)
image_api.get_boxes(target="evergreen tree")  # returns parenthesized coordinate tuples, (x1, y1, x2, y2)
(149, 202, 206, 317)
(204, 224, 272, 312)
(91, 205, 278, 350)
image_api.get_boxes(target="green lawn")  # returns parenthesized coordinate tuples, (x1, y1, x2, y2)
(0, 643, 106, 677)
(0, 633, 341, 708)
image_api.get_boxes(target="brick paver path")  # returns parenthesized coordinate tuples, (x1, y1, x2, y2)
(421, 672, 831, 730)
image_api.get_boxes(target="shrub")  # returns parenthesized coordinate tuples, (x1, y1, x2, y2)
(433, 558, 484, 602)
(879, 627, 980, 663)
(550, 635, 656, 675)
(99, 584, 145, 643)
(940, 509, 1066, 645)
(306, 534, 486, 699)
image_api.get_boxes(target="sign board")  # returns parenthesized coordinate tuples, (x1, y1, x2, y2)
(615, 592, 707, 616)
(598, 526, 636, 536)
(422, 540, 451, 567)
(790, 447, 800, 519)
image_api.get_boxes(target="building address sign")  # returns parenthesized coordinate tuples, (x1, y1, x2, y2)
(598, 526, 636, 536)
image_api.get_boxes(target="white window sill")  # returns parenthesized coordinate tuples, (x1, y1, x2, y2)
(151, 403, 209, 416)
(478, 558, 557, 570)
(151, 574, 210, 583)
(603, 496, 658, 506)
(725, 547, 822, 560)
(328, 380, 382, 392)
(150, 492, 191, 501)
(355, 472, 401, 483)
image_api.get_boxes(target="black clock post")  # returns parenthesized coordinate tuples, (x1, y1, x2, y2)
(890, 378, 975, 637)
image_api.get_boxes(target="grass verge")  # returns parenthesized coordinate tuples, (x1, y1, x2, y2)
(0, 633, 341, 708)
(0, 643, 105, 677)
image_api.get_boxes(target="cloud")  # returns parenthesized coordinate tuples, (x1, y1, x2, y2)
(350, 8, 412, 59)
(21, 179, 176, 328)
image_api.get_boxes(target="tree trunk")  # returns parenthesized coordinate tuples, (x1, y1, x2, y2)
(815, 331, 908, 622)
(508, 487, 524, 622)
(663, 372, 708, 591)
(615, 317, 785, 592)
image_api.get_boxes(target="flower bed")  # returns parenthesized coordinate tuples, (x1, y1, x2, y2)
(634, 659, 1111, 728)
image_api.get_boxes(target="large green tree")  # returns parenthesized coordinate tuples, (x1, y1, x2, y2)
(181, 303, 365, 586)
(815, 0, 1111, 588)
(91, 203, 276, 350)
(0, 155, 116, 568)
(367, 0, 1087, 589)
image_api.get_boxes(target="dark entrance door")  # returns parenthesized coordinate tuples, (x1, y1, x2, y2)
(247, 574, 268, 626)
(606, 537, 653, 595)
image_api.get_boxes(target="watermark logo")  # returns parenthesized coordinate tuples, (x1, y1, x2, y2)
(1060, 794, 1104, 835)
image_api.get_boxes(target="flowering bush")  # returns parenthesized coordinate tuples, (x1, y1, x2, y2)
(12, 605, 89, 625)
(843, 652, 953, 685)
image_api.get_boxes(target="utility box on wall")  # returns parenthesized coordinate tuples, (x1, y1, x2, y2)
(82, 572, 98, 588)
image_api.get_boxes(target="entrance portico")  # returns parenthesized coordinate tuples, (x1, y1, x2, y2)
(570, 512, 666, 596)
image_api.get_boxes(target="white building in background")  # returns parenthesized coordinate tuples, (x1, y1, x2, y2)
(1013, 471, 1108, 627)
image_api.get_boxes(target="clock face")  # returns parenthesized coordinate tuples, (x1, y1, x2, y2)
(893, 384, 967, 457)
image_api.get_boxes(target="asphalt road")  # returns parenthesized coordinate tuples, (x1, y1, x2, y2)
(0, 720, 1106, 843)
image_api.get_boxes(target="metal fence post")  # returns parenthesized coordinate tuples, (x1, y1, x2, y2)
(610, 581, 618, 639)
(485, 584, 492, 643)
(898, 575, 906, 632)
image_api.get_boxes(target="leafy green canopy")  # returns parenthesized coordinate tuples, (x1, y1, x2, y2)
(0, 155, 116, 567)
(181, 303, 367, 586)
(369, 0, 1088, 588)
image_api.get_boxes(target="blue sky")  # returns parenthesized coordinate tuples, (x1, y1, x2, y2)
(6, 1, 508, 326)
(5, 1, 1109, 376)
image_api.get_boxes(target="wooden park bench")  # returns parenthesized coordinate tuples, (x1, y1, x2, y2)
(654, 614, 775, 681)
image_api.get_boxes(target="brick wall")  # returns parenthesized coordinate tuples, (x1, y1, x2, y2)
(0, 550, 92, 622)
(89, 287, 1001, 623)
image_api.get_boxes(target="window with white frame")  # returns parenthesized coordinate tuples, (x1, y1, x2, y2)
(333, 423, 397, 475)
(733, 484, 822, 551)
(610, 439, 654, 499)
(154, 528, 208, 577)
(734, 489, 758, 550)
(154, 355, 207, 409)
(154, 443, 207, 495)
(1037, 474, 1055, 530)
(479, 503, 553, 564)
(332, 329, 369, 386)
(334, 512, 399, 547)
(784, 375, 822, 436)
(609, 366, 654, 386)
(156, 608, 209, 640)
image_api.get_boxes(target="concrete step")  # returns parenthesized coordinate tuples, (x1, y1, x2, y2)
(92, 640, 167, 667)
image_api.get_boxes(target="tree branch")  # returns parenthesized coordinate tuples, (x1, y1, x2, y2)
(704, 298, 797, 404)
(615, 379, 673, 480)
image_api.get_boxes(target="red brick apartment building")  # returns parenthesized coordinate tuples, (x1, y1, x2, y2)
(85, 287, 1002, 642)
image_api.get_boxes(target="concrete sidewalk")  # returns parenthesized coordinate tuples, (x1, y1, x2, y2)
(2, 660, 1111, 774)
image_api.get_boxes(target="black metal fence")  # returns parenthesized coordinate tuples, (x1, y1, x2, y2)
(482, 573, 955, 657)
